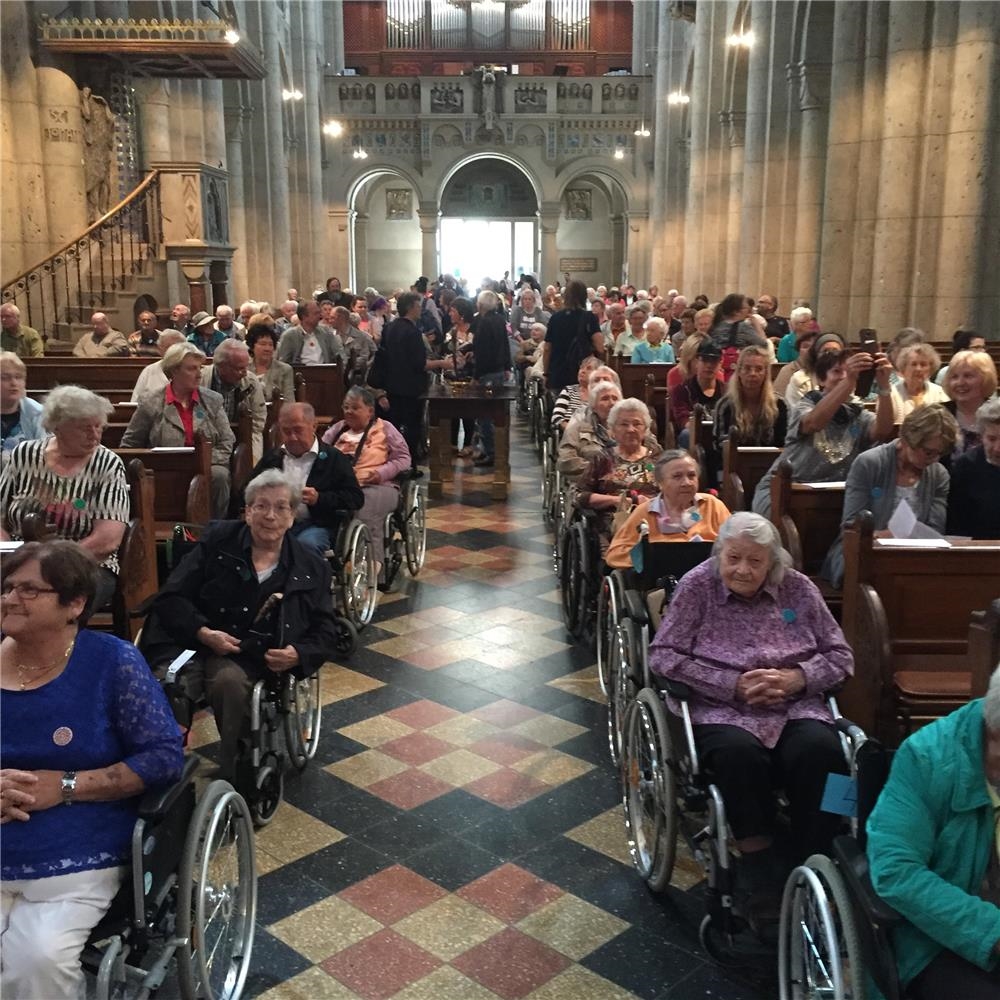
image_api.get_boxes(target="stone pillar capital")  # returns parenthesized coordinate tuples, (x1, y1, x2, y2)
(223, 105, 249, 141)
(718, 109, 746, 147)
(786, 61, 826, 113)
(178, 259, 209, 283)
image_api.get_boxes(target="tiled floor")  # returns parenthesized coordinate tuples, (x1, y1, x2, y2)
(194, 416, 776, 1000)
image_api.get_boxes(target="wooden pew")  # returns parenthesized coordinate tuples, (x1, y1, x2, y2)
(684, 405, 715, 488)
(619, 362, 675, 403)
(839, 513, 1000, 743)
(101, 423, 130, 448)
(642, 374, 673, 448)
(720, 440, 782, 512)
(229, 409, 254, 516)
(29, 388, 139, 406)
(769, 460, 846, 577)
(112, 434, 212, 540)
(292, 363, 345, 420)
(24, 357, 159, 392)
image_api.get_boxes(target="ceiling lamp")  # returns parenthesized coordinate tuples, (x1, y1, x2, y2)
(224, 28, 240, 44)
(282, 87, 303, 101)
(726, 30, 754, 48)
(667, 91, 690, 105)
(323, 120, 344, 137)
(352, 149, 369, 160)
(613, 148, 625, 160)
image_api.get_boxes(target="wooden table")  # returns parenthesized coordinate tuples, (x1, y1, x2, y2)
(422, 383, 519, 501)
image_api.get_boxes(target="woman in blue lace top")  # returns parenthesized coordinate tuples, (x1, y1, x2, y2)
(0, 541, 183, 1000)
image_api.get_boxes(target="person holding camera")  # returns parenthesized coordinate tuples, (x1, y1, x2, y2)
(139, 469, 339, 785)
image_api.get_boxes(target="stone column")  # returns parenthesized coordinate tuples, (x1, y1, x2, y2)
(325, 1, 346, 75)
(817, 1, 866, 333)
(201, 81, 227, 171)
(934, 2, 1000, 333)
(353, 213, 369, 291)
(295, 0, 325, 292)
(625, 210, 649, 288)
(224, 103, 249, 301)
(650, 3, 673, 283)
(721, 110, 746, 289)
(538, 202, 560, 285)
(868, 1, 928, 333)
(328, 208, 351, 281)
(134, 78, 171, 164)
(789, 62, 829, 308)
(417, 202, 439, 279)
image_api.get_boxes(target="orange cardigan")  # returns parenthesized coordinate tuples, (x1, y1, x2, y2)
(605, 493, 731, 569)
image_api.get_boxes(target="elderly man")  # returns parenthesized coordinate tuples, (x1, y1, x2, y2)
(237, 301, 257, 327)
(130, 330, 187, 401)
(188, 311, 226, 357)
(170, 303, 195, 339)
(247, 401, 362, 553)
(277, 301, 344, 365)
(0, 305, 43, 358)
(73, 312, 130, 357)
(276, 299, 299, 332)
(214, 304, 245, 341)
(128, 310, 161, 356)
(867, 665, 1000, 999)
(330, 305, 375, 373)
(758, 293, 791, 348)
(200, 338, 266, 462)
(602, 301, 627, 351)
(614, 303, 652, 359)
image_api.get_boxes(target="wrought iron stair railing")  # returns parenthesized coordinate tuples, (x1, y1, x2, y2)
(1, 170, 162, 338)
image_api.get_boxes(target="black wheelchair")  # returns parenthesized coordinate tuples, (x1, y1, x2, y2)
(777, 737, 903, 1000)
(82, 757, 257, 1000)
(598, 540, 714, 766)
(326, 516, 378, 642)
(558, 507, 605, 645)
(379, 472, 427, 591)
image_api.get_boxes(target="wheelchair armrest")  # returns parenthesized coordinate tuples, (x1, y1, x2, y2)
(832, 835, 902, 927)
(834, 715, 868, 745)
(622, 589, 649, 626)
(663, 679, 694, 702)
(138, 756, 200, 821)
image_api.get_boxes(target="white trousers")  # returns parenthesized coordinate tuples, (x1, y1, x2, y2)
(1, 866, 124, 1000)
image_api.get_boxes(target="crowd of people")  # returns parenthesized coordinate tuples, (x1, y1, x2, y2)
(0, 268, 998, 999)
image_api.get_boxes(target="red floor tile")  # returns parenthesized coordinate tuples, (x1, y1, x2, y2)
(386, 699, 460, 730)
(469, 699, 542, 728)
(339, 864, 448, 924)
(467, 733, 547, 767)
(464, 767, 551, 808)
(452, 927, 570, 999)
(379, 731, 455, 766)
(457, 863, 564, 923)
(320, 928, 442, 1000)
(367, 768, 453, 809)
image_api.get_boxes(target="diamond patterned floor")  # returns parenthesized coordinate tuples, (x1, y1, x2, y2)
(189, 419, 774, 1000)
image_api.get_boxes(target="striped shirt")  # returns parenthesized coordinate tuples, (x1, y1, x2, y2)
(0, 439, 130, 573)
(551, 384, 584, 430)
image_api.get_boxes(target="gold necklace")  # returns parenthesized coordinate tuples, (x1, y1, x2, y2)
(15, 640, 75, 691)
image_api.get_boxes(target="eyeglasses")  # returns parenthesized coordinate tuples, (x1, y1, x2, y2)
(1, 583, 58, 600)
(249, 503, 294, 516)
(0, 373, 27, 383)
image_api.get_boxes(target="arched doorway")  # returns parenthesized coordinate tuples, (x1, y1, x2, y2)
(556, 169, 631, 286)
(439, 158, 539, 285)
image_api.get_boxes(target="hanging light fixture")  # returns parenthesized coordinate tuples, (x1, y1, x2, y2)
(323, 120, 344, 137)
(726, 30, 754, 48)
(282, 87, 304, 101)
(352, 148, 369, 160)
(667, 91, 690, 106)
(613, 148, 625, 160)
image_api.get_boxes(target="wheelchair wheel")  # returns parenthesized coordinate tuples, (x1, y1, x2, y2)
(284, 674, 322, 770)
(404, 482, 427, 576)
(622, 688, 678, 891)
(779, 854, 866, 1000)
(607, 618, 640, 767)
(342, 521, 377, 627)
(541, 438, 555, 521)
(596, 573, 624, 697)
(559, 522, 585, 637)
(251, 756, 283, 827)
(334, 616, 358, 657)
(177, 780, 256, 1000)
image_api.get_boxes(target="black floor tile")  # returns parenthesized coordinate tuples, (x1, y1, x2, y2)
(408, 788, 508, 835)
(244, 926, 313, 997)
(362, 812, 448, 861)
(287, 838, 392, 895)
(403, 834, 503, 891)
(283, 765, 359, 817)
(553, 729, 612, 768)
(460, 811, 539, 861)
(307, 787, 401, 835)
(659, 963, 773, 1000)
(309, 729, 369, 767)
(319, 685, 419, 728)
(254, 864, 332, 926)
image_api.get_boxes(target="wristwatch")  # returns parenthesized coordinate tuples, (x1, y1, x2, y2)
(61, 771, 78, 806)
(876, 387, 892, 397)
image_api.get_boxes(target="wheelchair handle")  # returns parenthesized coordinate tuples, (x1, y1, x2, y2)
(663, 679, 694, 702)
(835, 716, 867, 744)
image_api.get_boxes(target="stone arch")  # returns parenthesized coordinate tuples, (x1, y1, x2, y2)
(515, 124, 545, 150)
(436, 152, 543, 211)
(433, 124, 464, 150)
(556, 167, 632, 284)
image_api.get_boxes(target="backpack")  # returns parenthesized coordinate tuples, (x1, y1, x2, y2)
(720, 323, 742, 381)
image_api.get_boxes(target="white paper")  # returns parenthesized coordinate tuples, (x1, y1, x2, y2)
(150, 447, 195, 453)
(737, 447, 781, 453)
(799, 481, 848, 490)
(875, 538, 952, 549)
(0, 540, 24, 551)
(165, 649, 197, 681)
(887, 498, 917, 539)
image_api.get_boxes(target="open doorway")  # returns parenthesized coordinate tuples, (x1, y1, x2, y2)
(439, 218, 535, 286)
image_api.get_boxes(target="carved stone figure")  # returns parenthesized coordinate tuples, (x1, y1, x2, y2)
(80, 87, 117, 221)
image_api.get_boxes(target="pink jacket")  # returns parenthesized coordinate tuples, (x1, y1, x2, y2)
(322, 417, 411, 484)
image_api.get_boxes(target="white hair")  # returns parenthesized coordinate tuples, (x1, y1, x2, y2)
(588, 379, 622, 404)
(976, 399, 1000, 432)
(712, 512, 793, 586)
(636, 289, 649, 300)
(985, 664, 1000, 732)
(239, 301, 257, 312)
(477, 289, 499, 313)
(1, 303, 20, 318)
(789, 306, 814, 323)
(245, 469, 298, 506)
(42, 385, 114, 431)
(213, 338, 249, 363)
(216, 304, 234, 319)
(627, 302, 652, 318)
(607, 396, 651, 431)
(643, 317, 668, 336)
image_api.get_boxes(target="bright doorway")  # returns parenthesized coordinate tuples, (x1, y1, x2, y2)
(439, 218, 536, 286)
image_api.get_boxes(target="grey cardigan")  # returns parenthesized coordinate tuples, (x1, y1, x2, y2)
(823, 440, 949, 587)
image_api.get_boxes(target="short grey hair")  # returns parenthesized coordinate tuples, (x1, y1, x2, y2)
(589, 366, 621, 388)
(976, 398, 1000, 433)
(654, 449, 696, 480)
(607, 397, 651, 431)
(239, 301, 257, 313)
(161, 342, 206, 378)
(213, 338, 249, 363)
(0, 349, 26, 374)
(643, 316, 668, 337)
(712, 512, 793, 586)
(627, 302, 652, 319)
(344, 386, 376, 409)
(588, 380, 623, 405)
(1, 303, 20, 318)
(216, 304, 235, 319)
(477, 289, 499, 313)
(789, 306, 813, 324)
(41, 384, 114, 431)
(245, 468, 298, 506)
(157, 330, 186, 351)
(984, 664, 1000, 732)
(897, 342, 942, 376)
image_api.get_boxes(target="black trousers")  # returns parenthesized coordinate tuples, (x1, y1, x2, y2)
(695, 719, 847, 860)
(909, 949, 1000, 1000)
(386, 394, 423, 468)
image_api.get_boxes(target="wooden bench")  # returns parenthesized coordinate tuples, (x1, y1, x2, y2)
(112, 435, 211, 540)
(29, 388, 140, 406)
(769, 460, 846, 577)
(24, 357, 159, 392)
(292, 363, 345, 420)
(684, 405, 715, 489)
(839, 513, 1000, 743)
(720, 441, 782, 512)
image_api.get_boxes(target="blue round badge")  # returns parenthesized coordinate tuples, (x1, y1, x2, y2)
(690, 511, 701, 522)
(871, 486, 883, 499)
(782, 608, 797, 623)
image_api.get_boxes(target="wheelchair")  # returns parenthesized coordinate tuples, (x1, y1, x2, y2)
(326, 515, 378, 641)
(158, 654, 322, 829)
(82, 756, 257, 1000)
(777, 737, 902, 1000)
(599, 540, 714, 766)
(380, 472, 427, 591)
(558, 507, 605, 645)
(530, 379, 552, 457)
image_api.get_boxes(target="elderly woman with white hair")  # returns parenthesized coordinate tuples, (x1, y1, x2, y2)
(776, 306, 814, 363)
(890, 342, 950, 422)
(0, 385, 129, 608)
(867, 664, 1000, 998)
(649, 512, 853, 913)
(575, 397, 662, 550)
(630, 316, 676, 364)
(0, 351, 44, 462)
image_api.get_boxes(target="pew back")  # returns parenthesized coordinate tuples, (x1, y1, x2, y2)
(721, 441, 782, 512)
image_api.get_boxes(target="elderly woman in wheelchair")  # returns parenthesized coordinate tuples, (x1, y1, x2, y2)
(140, 470, 339, 817)
(0, 541, 184, 999)
(631, 513, 853, 935)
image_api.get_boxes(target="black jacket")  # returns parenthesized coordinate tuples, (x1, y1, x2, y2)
(141, 521, 337, 677)
(248, 441, 363, 530)
(471, 311, 511, 377)
(381, 317, 429, 397)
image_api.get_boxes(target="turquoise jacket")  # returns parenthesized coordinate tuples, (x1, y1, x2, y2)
(867, 699, 1000, 986)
